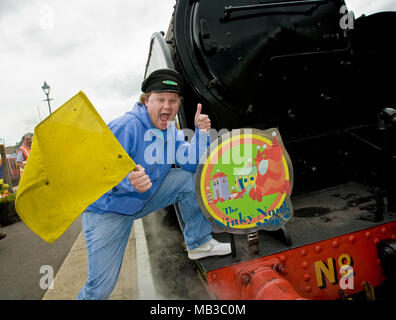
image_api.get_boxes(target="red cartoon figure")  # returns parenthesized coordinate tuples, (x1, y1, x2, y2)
(249, 132, 291, 202)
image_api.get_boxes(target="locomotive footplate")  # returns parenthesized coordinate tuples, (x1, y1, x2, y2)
(197, 181, 396, 273)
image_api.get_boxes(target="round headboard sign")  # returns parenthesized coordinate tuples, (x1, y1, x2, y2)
(196, 128, 294, 234)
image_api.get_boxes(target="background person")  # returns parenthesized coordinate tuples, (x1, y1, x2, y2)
(16, 133, 32, 176)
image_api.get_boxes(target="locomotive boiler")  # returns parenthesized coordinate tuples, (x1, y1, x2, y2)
(143, 0, 396, 300)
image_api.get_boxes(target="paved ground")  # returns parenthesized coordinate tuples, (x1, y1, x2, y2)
(0, 208, 211, 300)
(42, 225, 138, 300)
(0, 217, 138, 300)
(0, 218, 81, 300)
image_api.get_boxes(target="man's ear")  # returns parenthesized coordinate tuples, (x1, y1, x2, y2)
(144, 93, 151, 107)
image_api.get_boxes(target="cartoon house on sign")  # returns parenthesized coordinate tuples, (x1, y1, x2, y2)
(211, 170, 230, 202)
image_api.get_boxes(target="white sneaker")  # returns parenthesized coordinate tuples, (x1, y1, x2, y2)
(187, 239, 232, 260)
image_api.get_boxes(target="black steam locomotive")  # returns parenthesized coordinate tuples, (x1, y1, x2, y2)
(142, 0, 396, 300)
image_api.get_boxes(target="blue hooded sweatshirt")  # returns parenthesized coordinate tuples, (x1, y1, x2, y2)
(86, 102, 210, 216)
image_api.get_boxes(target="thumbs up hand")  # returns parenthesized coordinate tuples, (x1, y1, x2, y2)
(194, 103, 211, 133)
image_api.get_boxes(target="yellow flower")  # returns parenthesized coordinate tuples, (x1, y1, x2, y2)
(0, 179, 4, 184)
(4, 184, 9, 189)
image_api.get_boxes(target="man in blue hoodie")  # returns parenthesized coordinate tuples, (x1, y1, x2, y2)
(77, 69, 231, 300)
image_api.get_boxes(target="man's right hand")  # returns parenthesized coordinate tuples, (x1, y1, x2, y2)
(129, 165, 152, 193)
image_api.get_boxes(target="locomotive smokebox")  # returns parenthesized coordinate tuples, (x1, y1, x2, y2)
(171, 0, 351, 132)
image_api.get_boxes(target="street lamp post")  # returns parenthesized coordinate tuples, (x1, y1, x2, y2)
(42, 81, 54, 114)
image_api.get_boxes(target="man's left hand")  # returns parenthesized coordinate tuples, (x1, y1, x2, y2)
(194, 103, 211, 133)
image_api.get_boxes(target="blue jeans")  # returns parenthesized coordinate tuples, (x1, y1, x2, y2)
(76, 168, 212, 300)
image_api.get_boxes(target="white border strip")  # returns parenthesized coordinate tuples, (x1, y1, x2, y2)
(134, 218, 163, 299)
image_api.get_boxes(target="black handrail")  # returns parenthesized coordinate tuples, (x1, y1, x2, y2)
(224, 0, 329, 18)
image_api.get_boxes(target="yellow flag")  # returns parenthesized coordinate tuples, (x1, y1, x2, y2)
(15, 91, 136, 243)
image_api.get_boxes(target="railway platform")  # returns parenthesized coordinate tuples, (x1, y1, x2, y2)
(42, 219, 162, 300)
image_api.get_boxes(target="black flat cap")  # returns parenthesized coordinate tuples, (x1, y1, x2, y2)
(141, 69, 184, 95)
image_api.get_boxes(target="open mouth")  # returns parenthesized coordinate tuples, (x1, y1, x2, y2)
(160, 113, 170, 122)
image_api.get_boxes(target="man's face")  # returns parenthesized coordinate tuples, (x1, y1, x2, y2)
(145, 91, 181, 130)
(23, 136, 32, 148)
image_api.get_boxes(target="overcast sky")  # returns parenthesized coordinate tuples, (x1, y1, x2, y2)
(0, 0, 395, 146)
